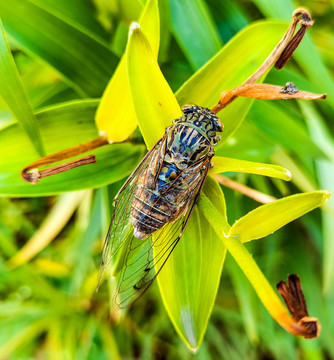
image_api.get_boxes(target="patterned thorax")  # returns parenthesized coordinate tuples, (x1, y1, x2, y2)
(163, 105, 223, 171)
(130, 105, 223, 240)
(174, 105, 223, 146)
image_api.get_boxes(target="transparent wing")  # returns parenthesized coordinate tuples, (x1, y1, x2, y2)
(114, 156, 212, 308)
(97, 134, 167, 287)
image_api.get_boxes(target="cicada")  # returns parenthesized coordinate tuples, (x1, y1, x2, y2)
(99, 105, 223, 307)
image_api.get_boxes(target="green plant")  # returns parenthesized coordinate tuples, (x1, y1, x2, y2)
(0, 0, 333, 359)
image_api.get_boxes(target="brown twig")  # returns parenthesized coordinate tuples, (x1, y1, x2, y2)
(213, 174, 277, 204)
(210, 9, 324, 114)
(277, 274, 320, 339)
(21, 136, 109, 184)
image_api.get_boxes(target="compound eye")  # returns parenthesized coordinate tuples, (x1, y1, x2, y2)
(216, 120, 224, 132)
(181, 105, 193, 114)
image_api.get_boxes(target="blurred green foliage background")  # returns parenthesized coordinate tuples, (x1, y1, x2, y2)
(0, 0, 333, 359)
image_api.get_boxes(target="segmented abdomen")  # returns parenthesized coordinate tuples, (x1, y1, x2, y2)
(130, 179, 178, 239)
(130, 160, 206, 239)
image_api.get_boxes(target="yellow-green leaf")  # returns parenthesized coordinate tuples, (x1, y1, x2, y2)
(230, 191, 331, 243)
(156, 177, 226, 350)
(209, 156, 292, 181)
(127, 24, 182, 149)
(96, 0, 160, 143)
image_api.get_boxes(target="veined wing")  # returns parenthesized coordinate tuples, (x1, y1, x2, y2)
(98, 134, 167, 287)
(114, 156, 212, 308)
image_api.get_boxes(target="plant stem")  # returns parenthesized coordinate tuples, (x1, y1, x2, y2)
(210, 9, 318, 114)
(21, 136, 109, 184)
(213, 174, 277, 204)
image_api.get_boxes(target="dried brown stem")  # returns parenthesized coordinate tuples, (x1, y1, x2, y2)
(210, 8, 322, 115)
(22, 136, 109, 184)
(213, 174, 276, 204)
(277, 274, 320, 339)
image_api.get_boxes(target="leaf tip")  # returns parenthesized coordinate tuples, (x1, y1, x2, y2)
(284, 168, 292, 181)
(320, 190, 331, 201)
(188, 345, 200, 353)
(180, 306, 199, 350)
(130, 22, 141, 35)
(99, 130, 113, 144)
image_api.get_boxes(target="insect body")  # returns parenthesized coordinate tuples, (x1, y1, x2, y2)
(100, 105, 223, 307)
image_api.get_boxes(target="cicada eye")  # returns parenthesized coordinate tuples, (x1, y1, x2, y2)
(216, 120, 224, 132)
(181, 105, 193, 114)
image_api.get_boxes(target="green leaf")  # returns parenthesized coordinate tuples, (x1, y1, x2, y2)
(31, 0, 109, 43)
(96, 0, 160, 143)
(249, 101, 325, 158)
(0, 317, 48, 358)
(210, 156, 292, 180)
(127, 24, 181, 148)
(176, 21, 288, 146)
(156, 176, 226, 350)
(215, 120, 276, 162)
(169, 0, 222, 70)
(271, 150, 317, 192)
(0, 100, 144, 196)
(0, 20, 44, 156)
(227, 259, 258, 343)
(229, 191, 331, 243)
(0, 0, 118, 97)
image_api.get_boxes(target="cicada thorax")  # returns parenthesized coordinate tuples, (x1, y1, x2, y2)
(130, 105, 223, 239)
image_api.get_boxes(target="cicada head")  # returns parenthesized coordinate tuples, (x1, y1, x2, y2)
(174, 105, 223, 146)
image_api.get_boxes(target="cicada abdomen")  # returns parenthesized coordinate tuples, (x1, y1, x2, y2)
(130, 105, 223, 239)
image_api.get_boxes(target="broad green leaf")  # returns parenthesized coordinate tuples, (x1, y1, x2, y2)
(0, 20, 44, 156)
(0, 0, 118, 97)
(215, 120, 276, 162)
(207, 0, 248, 42)
(127, 24, 182, 148)
(176, 21, 288, 146)
(248, 101, 325, 158)
(96, 0, 160, 143)
(157, 0, 171, 63)
(31, 0, 109, 43)
(252, 0, 293, 21)
(209, 156, 292, 180)
(169, 0, 222, 70)
(271, 150, 317, 192)
(156, 177, 226, 350)
(0, 100, 144, 196)
(229, 191, 331, 243)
